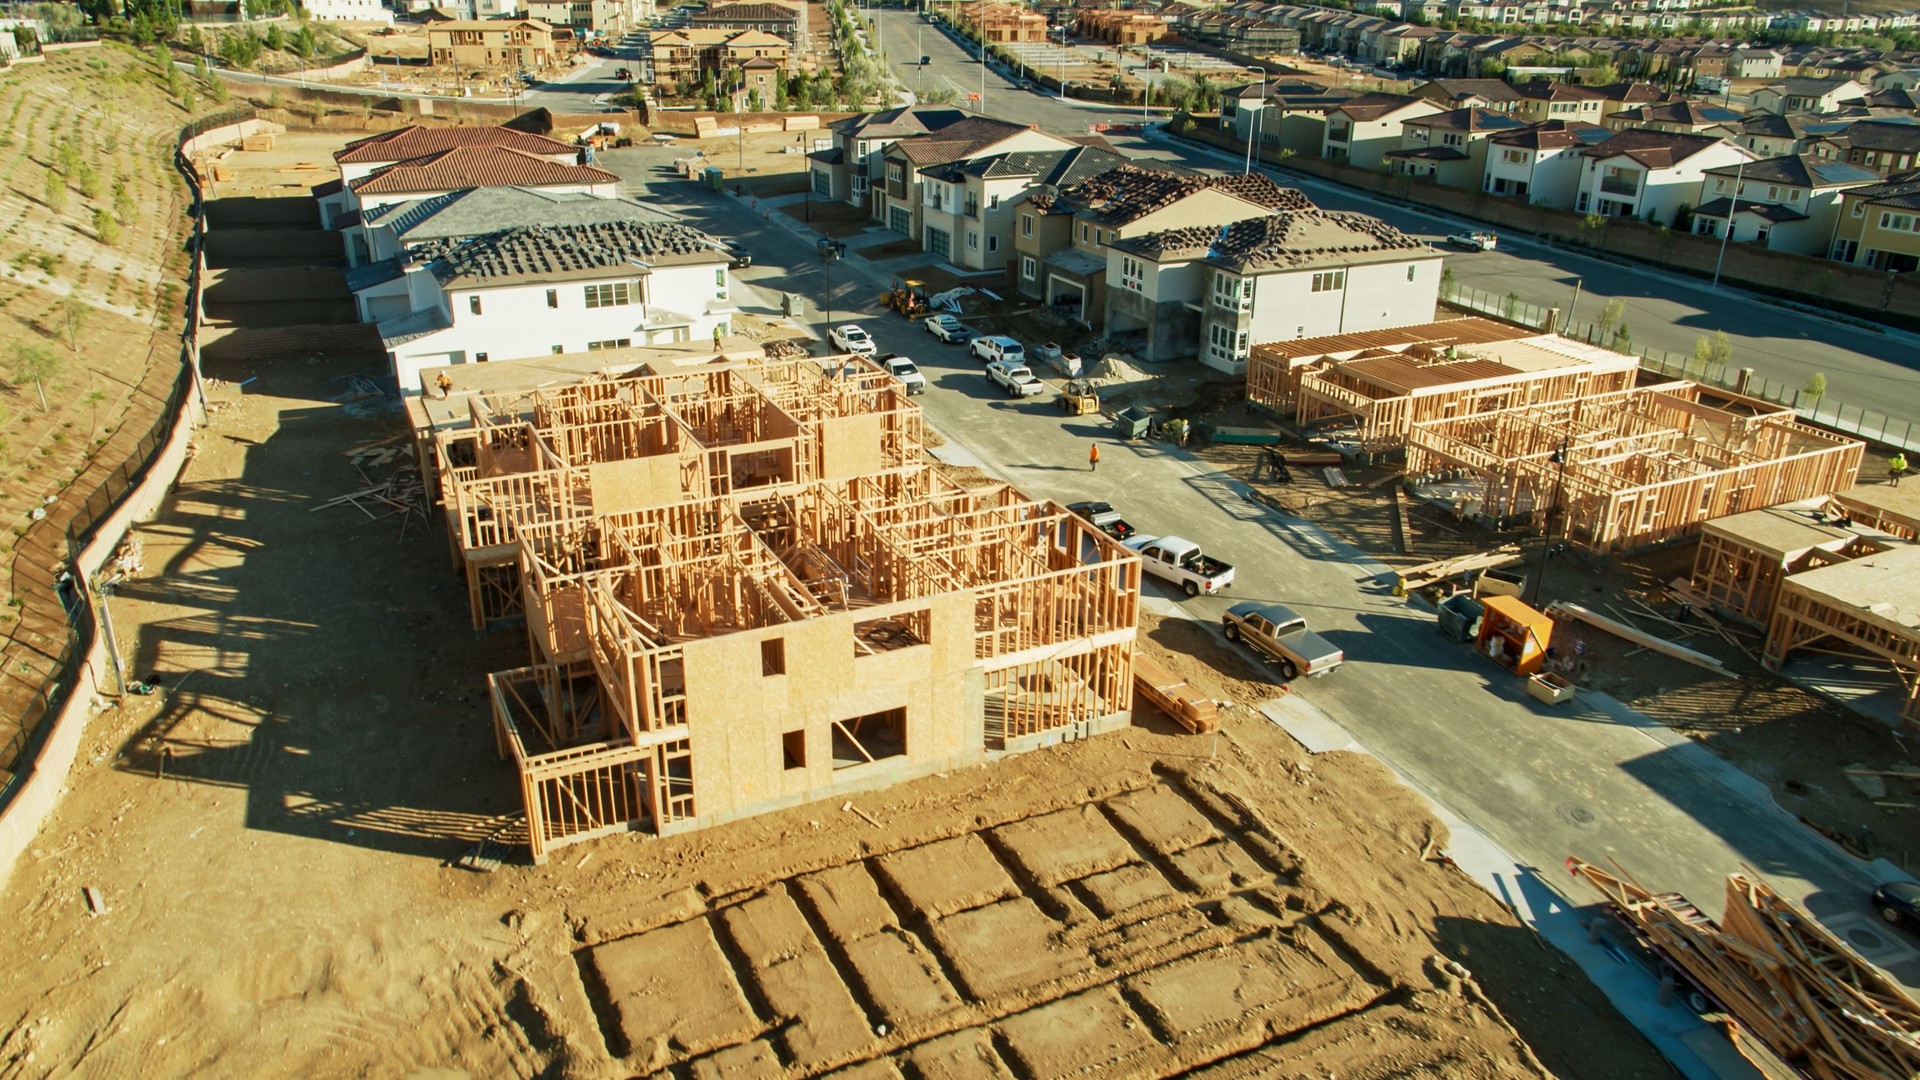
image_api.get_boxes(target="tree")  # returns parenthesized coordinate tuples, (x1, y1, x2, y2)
(264, 23, 285, 52)
(291, 23, 318, 58)
(10, 343, 61, 413)
(92, 208, 120, 246)
(41, 167, 66, 213)
(1577, 211, 1607, 247)
(57, 296, 88, 351)
(1803, 372, 1828, 406)
(1611, 323, 1632, 354)
(1595, 297, 1625, 340)
(1439, 265, 1456, 299)
(75, 160, 102, 200)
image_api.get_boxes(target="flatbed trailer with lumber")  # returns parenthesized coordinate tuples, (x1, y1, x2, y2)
(1131, 652, 1221, 734)
(1565, 856, 1920, 1080)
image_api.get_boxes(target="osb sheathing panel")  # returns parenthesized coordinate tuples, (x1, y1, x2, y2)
(589, 456, 685, 514)
(818, 413, 886, 481)
(678, 592, 980, 819)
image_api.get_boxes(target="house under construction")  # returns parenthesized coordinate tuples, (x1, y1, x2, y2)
(1402, 381, 1864, 552)
(412, 352, 1142, 860)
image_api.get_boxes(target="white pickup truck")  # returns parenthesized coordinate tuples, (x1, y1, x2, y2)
(985, 361, 1046, 397)
(877, 354, 927, 395)
(1122, 535, 1235, 597)
(829, 324, 877, 355)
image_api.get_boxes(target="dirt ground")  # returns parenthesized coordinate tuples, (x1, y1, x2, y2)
(0, 342, 1677, 1077)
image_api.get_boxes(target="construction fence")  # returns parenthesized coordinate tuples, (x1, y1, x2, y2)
(1442, 281, 1920, 454)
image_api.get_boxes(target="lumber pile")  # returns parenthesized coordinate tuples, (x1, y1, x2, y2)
(1131, 652, 1220, 734)
(1545, 601, 1735, 677)
(313, 466, 427, 525)
(1394, 545, 1523, 593)
(1567, 858, 1920, 1080)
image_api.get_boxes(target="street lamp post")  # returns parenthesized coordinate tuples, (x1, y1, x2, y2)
(822, 242, 843, 330)
(1711, 155, 1746, 289)
(1243, 66, 1266, 176)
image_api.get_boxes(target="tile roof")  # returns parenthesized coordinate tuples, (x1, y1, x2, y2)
(345, 257, 407, 293)
(1838, 169, 1920, 209)
(886, 116, 1038, 165)
(1112, 209, 1431, 272)
(1404, 106, 1531, 133)
(1490, 119, 1614, 150)
(349, 147, 619, 195)
(1589, 81, 1672, 104)
(1700, 153, 1879, 187)
(1608, 101, 1745, 126)
(691, 2, 803, 20)
(1383, 146, 1473, 161)
(1766, 76, 1865, 96)
(1690, 197, 1809, 223)
(1418, 79, 1522, 103)
(1580, 128, 1738, 168)
(935, 145, 1129, 187)
(335, 124, 575, 165)
(1333, 91, 1429, 121)
(829, 104, 969, 138)
(373, 186, 672, 241)
(377, 305, 453, 348)
(1514, 80, 1604, 101)
(428, 221, 729, 289)
(1058, 164, 1311, 225)
(1828, 117, 1920, 152)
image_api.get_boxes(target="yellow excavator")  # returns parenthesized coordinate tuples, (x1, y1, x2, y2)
(885, 277, 931, 318)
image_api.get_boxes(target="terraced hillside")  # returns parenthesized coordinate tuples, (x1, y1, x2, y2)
(0, 43, 208, 776)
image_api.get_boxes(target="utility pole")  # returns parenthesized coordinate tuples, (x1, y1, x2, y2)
(1563, 276, 1581, 333)
(1243, 67, 1265, 175)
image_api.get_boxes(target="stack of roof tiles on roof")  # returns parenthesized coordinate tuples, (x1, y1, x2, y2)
(1113, 210, 1429, 270)
(428, 221, 726, 286)
(350, 147, 619, 194)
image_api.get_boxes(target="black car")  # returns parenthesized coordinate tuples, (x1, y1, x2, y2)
(721, 240, 751, 269)
(1873, 881, 1920, 931)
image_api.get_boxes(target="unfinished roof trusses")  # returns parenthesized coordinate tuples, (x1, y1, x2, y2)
(1244, 316, 1533, 418)
(427, 358, 927, 627)
(1404, 382, 1864, 552)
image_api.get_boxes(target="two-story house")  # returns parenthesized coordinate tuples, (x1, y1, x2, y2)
(427, 18, 556, 70)
(1483, 118, 1615, 206)
(1511, 81, 1608, 124)
(916, 146, 1127, 274)
(1323, 93, 1446, 169)
(1225, 81, 1363, 157)
(1384, 106, 1531, 186)
(1808, 119, 1920, 176)
(1576, 129, 1756, 223)
(807, 105, 969, 210)
(1731, 48, 1784, 80)
(1690, 154, 1880, 253)
(874, 118, 1080, 245)
(1013, 166, 1310, 329)
(372, 221, 736, 392)
(1410, 78, 1524, 112)
(686, 0, 807, 46)
(1105, 209, 1444, 369)
(1752, 77, 1870, 116)
(1828, 170, 1920, 270)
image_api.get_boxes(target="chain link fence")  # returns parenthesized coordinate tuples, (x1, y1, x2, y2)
(1442, 282, 1920, 454)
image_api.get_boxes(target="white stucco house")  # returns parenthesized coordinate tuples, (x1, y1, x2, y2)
(1322, 93, 1445, 170)
(357, 221, 737, 393)
(1103, 210, 1445, 370)
(1482, 119, 1614, 208)
(301, 0, 395, 23)
(1575, 129, 1757, 224)
(1690, 154, 1881, 254)
(344, 185, 672, 269)
(316, 125, 589, 228)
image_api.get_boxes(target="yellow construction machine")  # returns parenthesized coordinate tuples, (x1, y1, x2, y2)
(886, 277, 931, 318)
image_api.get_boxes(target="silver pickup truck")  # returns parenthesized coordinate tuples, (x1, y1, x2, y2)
(1223, 601, 1343, 681)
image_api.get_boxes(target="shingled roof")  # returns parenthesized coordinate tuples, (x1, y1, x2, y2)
(1111, 210, 1432, 272)
(1403, 106, 1531, 134)
(1490, 119, 1614, 150)
(884, 117, 1040, 166)
(1332, 91, 1429, 122)
(426, 221, 727, 289)
(1057, 164, 1311, 226)
(1418, 78, 1521, 104)
(1607, 101, 1746, 127)
(1700, 153, 1878, 188)
(348, 147, 619, 195)
(1580, 129, 1739, 168)
(924, 145, 1129, 187)
(1832, 168, 1920, 210)
(829, 104, 970, 139)
(335, 125, 575, 166)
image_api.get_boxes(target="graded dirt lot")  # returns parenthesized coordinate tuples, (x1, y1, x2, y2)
(0, 351, 1676, 1077)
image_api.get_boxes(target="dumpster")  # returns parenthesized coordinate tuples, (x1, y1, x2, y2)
(1114, 405, 1152, 439)
(783, 292, 806, 317)
(1436, 593, 1484, 643)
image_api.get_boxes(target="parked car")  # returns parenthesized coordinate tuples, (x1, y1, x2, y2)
(614, 67, 633, 81)
(924, 314, 974, 342)
(970, 334, 1025, 364)
(986, 361, 1046, 397)
(1446, 231, 1497, 251)
(878, 354, 926, 395)
(1122, 535, 1234, 597)
(1065, 500, 1136, 541)
(719, 240, 751, 269)
(1222, 602, 1344, 680)
(829, 324, 877, 355)
(1873, 881, 1920, 932)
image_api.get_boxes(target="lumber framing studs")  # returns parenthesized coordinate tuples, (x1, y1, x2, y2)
(424, 356, 1143, 862)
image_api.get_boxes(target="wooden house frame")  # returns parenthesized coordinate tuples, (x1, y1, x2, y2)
(453, 357, 1141, 863)
(1763, 545, 1920, 725)
(1688, 503, 1883, 625)
(1244, 317, 1532, 418)
(1403, 382, 1864, 552)
(421, 359, 927, 628)
(1292, 336, 1640, 452)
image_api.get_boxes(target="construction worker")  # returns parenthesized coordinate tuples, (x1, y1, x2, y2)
(435, 372, 453, 400)
(1892, 451, 1908, 487)
(1089, 443, 1100, 472)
